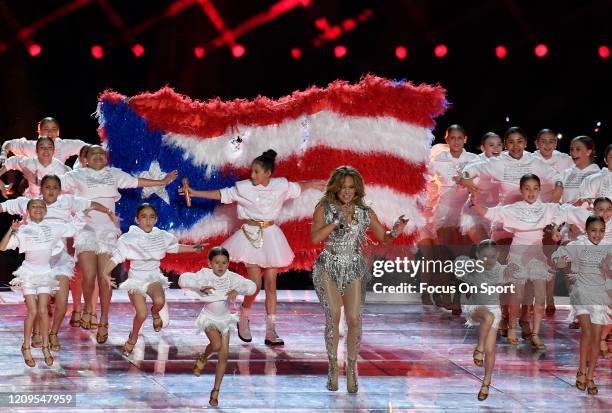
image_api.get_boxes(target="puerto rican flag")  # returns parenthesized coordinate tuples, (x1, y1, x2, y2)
(96, 75, 447, 273)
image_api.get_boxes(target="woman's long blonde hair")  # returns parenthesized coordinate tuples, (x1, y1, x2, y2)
(319, 165, 369, 209)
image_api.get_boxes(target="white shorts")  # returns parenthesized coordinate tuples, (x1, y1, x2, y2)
(74, 226, 119, 256)
(463, 304, 502, 330)
(23, 287, 53, 296)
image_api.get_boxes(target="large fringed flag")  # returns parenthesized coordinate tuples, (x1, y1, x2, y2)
(96, 75, 447, 273)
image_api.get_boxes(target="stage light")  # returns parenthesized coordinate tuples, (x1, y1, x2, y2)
(556, 133, 563, 140)
(232, 44, 245, 58)
(28, 43, 42, 57)
(534, 43, 548, 58)
(334, 45, 347, 58)
(395, 46, 407, 60)
(598, 45, 610, 59)
(91, 45, 104, 59)
(132, 44, 145, 57)
(291, 48, 302, 59)
(434, 44, 447, 58)
(495, 45, 507, 59)
(194, 46, 205, 59)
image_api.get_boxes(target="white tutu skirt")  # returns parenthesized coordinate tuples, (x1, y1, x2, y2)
(570, 285, 611, 325)
(50, 249, 75, 279)
(74, 225, 120, 256)
(462, 305, 502, 329)
(119, 270, 171, 298)
(459, 204, 491, 236)
(432, 195, 466, 230)
(222, 224, 294, 268)
(10, 264, 59, 295)
(195, 301, 237, 336)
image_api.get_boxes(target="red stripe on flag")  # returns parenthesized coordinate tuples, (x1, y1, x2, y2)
(226, 148, 427, 195)
(100, 75, 446, 139)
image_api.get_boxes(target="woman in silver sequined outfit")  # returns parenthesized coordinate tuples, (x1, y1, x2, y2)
(310, 166, 408, 393)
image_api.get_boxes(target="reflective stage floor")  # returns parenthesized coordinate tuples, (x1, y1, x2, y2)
(0, 291, 610, 412)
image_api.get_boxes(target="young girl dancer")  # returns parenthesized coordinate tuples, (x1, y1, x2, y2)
(0, 199, 79, 366)
(0, 117, 88, 164)
(60, 145, 177, 344)
(458, 240, 518, 400)
(471, 173, 565, 348)
(179, 149, 324, 345)
(311, 166, 408, 393)
(579, 144, 612, 201)
(0, 137, 70, 198)
(459, 132, 503, 244)
(552, 216, 611, 395)
(102, 203, 204, 354)
(178, 247, 256, 407)
(561, 136, 600, 204)
(533, 129, 574, 175)
(0, 174, 113, 351)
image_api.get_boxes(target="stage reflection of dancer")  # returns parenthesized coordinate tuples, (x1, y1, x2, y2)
(102, 203, 203, 356)
(179, 247, 256, 407)
(0, 199, 79, 367)
(458, 240, 518, 401)
(310, 166, 408, 393)
(0, 174, 113, 352)
(60, 145, 177, 344)
(471, 173, 564, 349)
(552, 216, 611, 395)
(179, 149, 324, 345)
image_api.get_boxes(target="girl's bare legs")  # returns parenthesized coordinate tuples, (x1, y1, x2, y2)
(530, 279, 546, 348)
(49, 276, 70, 350)
(312, 271, 342, 391)
(211, 331, 230, 404)
(37, 293, 53, 364)
(95, 253, 113, 342)
(507, 283, 524, 344)
(69, 268, 83, 325)
(417, 238, 435, 305)
(470, 307, 498, 398)
(78, 251, 97, 328)
(22, 295, 38, 363)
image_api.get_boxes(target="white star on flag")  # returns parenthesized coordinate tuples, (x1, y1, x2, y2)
(139, 160, 170, 204)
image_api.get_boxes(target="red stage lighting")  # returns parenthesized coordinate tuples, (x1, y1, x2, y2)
(28, 43, 42, 57)
(194, 46, 205, 59)
(232, 44, 245, 58)
(291, 48, 302, 59)
(132, 44, 145, 57)
(395, 46, 407, 60)
(91, 45, 104, 59)
(334, 45, 347, 58)
(598, 45, 610, 59)
(495, 45, 507, 59)
(434, 44, 447, 58)
(534, 43, 548, 58)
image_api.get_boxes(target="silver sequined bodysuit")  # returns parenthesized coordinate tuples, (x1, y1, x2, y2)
(312, 203, 371, 294)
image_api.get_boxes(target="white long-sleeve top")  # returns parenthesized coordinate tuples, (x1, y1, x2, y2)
(579, 167, 611, 199)
(463, 151, 561, 205)
(456, 257, 508, 305)
(561, 204, 612, 243)
(1, 137, 88, 163)
(485, 200, 564, 243)
(219, 177, 301, 221)
(428, 148, 478, 204)
(3, 156, 71, 198)
(533, 150, 574, 175)
(463, 153, 500, 207)
(110, 226, 179, 273)
(6, 220, 77, 268)
(560, 164, 602, 204)
(552, 237, 611, 288)
(60, 166, 139, 229)
(178, 268, 257, 302)
(1, 195, 91, 224)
